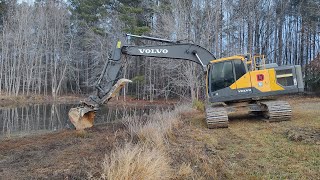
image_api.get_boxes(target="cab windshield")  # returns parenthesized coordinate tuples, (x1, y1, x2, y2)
(210, 60, 246, 92)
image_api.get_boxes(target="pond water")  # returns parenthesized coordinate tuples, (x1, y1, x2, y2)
(0, 103, 168, 139)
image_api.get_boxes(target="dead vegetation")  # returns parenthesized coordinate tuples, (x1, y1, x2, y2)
(285, 127, 320, 144)
(99, 105, 192, 180)
(100, 143, 171, 180)
(99, 104, 231, 179)
(122, 106, 184, 148)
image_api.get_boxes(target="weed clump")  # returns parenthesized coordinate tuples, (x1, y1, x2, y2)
(98, 104, 193, 179)
(75, 130, 90, 138)
(122, 106, 189, 148)
(192, 100, 205, 112)
(101, 143, 171, 180)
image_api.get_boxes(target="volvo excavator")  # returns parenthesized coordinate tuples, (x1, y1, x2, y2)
(68, 34, 304, 130)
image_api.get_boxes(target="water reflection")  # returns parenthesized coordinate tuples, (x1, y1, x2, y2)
(0, 103, 166, 139)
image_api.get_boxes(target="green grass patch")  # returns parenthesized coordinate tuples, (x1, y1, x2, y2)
(192, 100, 205, 112)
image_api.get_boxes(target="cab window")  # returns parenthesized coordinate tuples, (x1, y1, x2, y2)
(234, 60, 247, 80)
(210, 61, 235, 92)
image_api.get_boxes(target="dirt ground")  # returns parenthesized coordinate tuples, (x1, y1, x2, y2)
(0, 96, 319, 179)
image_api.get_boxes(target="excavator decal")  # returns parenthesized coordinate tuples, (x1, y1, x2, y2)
(138, 49, 169, 54)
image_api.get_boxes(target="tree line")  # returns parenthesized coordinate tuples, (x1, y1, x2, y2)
(0, 0, 319, 100)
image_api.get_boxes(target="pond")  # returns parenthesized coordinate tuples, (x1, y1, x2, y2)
(0, 103, 168, 139)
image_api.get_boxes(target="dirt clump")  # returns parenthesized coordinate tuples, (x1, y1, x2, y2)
(285, 127, 320, 144)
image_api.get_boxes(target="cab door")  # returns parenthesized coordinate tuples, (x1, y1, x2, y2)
(209, 61, 238, 99)
(233, 60, 253, 96)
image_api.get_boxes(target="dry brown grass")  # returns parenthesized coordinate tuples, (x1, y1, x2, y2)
(100, 143, 171, 180)
(174, 163, 193, 179)
(97, 98, 320, 179)
(122, 104, 192, 148)
(187, 98, 320, 179)
(98, 104, 194, 180)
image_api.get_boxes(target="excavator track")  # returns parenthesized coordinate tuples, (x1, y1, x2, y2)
(261, 100, 292, 122)
(205, 106, 229, 128)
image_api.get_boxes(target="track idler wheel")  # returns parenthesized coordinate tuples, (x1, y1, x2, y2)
(68, 107, 96, 130)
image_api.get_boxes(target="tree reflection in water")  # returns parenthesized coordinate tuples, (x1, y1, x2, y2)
(0, 104, 164, 138)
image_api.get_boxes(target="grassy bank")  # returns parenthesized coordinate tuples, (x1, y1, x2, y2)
(0, 95, 82, 107)
(0, 94, 177, 108)
(94, 105, 232, 179)
(96, 98, 320, 179)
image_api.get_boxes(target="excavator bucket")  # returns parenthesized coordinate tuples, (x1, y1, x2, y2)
(68, 78, 132, 130)
(68, 107, 96, 130)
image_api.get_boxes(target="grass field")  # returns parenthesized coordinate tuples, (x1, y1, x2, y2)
(176, 98, 320, 179)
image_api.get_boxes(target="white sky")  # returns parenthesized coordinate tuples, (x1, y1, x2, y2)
(18, 0, 68, 4)
(17, 0, 34, 4)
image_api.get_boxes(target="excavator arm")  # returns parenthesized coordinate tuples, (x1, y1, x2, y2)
(69, 34, 216, 130)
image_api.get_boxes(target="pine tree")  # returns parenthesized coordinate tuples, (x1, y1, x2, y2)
(117, 0, 151, 35)
(69, 0, 111, 35)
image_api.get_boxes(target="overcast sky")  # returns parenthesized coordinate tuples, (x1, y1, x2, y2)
(18, 0, 69, 4)
(18, 0, 34, 3)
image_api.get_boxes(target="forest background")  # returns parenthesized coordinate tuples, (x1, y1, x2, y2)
(1, 0, 319, 102)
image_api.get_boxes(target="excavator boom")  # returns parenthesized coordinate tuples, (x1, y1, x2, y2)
(68, 34, 216, 130)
